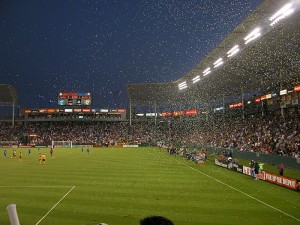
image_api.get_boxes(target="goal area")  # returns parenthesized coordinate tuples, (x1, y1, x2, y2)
(51, 140, 73, 148)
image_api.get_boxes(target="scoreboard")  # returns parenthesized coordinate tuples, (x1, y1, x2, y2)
(58, 92, 92, 106)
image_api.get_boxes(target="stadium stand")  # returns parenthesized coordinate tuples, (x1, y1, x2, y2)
(127, 0, 300, 113)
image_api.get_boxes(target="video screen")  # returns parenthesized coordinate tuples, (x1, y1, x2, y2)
(58, 92, 92, 106)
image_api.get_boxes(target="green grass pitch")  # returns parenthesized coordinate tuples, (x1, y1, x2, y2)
(0, 147, 299, 225)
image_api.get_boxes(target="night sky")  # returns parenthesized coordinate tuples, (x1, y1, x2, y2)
(0, 0, 262, 109)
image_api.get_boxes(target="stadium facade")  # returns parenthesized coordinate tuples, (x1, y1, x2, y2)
(127, 0, 300, 123)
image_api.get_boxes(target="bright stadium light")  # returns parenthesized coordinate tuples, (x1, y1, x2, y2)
(203, 67, 211, 76)
(244, 28, 261, 44)
(178, 81, 188, 90)
(213, 58, 223, 68)
(269, 3, 294, 26)
(192, 75, 200, 83)
(227, 45, 240, 57)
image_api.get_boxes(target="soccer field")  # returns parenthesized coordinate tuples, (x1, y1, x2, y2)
(0, 147, 299, 225)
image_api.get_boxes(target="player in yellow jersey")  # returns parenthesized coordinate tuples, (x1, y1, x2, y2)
(13, 150, 17, 158)
(38, 153, 42, 164)
(42, 153, 46, 164)
(19, 152, 22, 160)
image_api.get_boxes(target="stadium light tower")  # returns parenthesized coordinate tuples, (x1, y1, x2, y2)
(178, 81, 187, 90)
(269, 3, 294, 26)
(192, 75, 200, 83)
(213, 58, 224, 68)
(244, 27, 261, 44)
(227, 45, 240, 57)
(203, 67, 211, 76)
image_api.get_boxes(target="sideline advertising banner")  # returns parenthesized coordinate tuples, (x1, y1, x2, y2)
(264, 171, 298, 191)
(243, 166, 265, 180)
(215, 158, 299, 192)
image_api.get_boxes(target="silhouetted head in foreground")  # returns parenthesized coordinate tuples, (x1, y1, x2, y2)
(140, 216, 174, 225)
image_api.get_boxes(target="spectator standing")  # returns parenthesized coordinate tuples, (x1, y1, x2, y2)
(254, 162, 260, 180)
(278, 163, 284, 176)
(258, 162, 264, 171)
(249, 160, 255, 178)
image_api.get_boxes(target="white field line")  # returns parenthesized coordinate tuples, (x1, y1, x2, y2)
(0, 185, 76, 224)
(172, 157, 300, 223)
(0, 186, 74, 188)
(35, 185, 75, 225)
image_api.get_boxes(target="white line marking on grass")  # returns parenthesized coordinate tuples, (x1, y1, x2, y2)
(173, 157, 300, 223)
(0, 186, 74, 188)
(35, 185, 75, 225)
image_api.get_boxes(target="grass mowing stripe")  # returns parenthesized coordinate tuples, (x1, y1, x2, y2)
(1, 147, 299, 225)
(161, 152, 300, 223)
(35, 186, 75, 225)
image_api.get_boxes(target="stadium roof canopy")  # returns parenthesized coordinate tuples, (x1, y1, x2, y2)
(0, 84, 18, 104)
(127, 0, 300, 105)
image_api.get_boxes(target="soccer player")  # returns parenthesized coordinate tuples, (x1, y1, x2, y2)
(50, 148, 53, 157)
(28, 149, 31, 155)
(13, 149, 17, 158)
(42, 153, 46, 164)
(38, 153, 42, 164)
(81, 146, 84, 154)
(19, 152, 22, 160)
(87, 148, 90, 154)
(4, 149, 7, 158)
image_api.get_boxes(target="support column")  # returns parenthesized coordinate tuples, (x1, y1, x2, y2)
(206, 102, 209, 122)
(154, 101, 157, 126)
(179, 102, 182, 121)
(261, 101, 264, 117)
(129, 99, 132, 126)
(241, 88, 245, 119)
(260, 78, 264, 118)
(223, 94, 225, 118)
(12, 102, 15, 126)
(279, 69, 285, 118)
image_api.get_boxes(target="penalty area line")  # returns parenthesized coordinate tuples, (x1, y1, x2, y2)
(173, 158, 300, 223)
(35, 185, 75, 225)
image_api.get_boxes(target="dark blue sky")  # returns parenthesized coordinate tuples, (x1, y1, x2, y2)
(0, 0, 262, 108)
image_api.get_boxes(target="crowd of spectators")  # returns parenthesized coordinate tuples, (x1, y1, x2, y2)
(151, 113, 300, 158)
(0, 122, 130, 146)
(0, 111, 299, 158)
